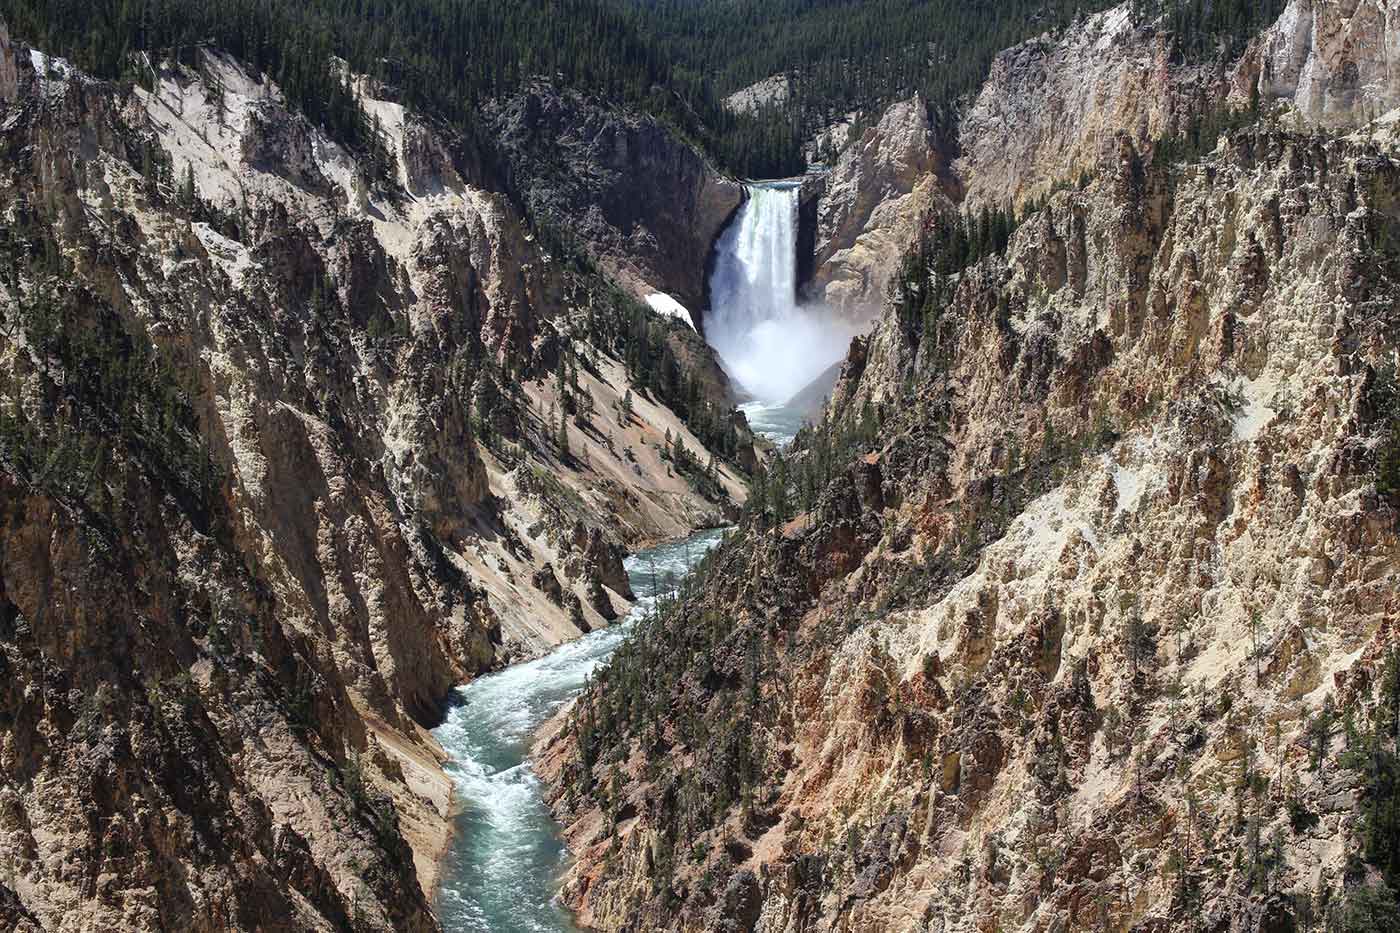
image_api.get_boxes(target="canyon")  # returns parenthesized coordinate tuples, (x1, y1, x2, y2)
(1, 0, 1399, 931)
(0, 20, 750, 931)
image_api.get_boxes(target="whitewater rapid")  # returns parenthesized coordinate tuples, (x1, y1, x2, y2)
(433, 528, 726, 932)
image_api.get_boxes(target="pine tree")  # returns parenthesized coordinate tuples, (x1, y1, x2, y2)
(557, 406, 571, 459)
(181, 163, 196, 210)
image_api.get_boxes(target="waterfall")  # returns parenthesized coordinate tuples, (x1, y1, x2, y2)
(707, 182, 856, 406)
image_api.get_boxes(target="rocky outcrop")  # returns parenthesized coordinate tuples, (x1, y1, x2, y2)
(543, 117, 1400, 932)
(488, 84, 743, 312)
(1241, 0, 1400, 125)
(731, 408, 761, 474)
(240, 101, 336, 195)
(955, 4, 1215, 212)
(724, 75, 791, 115)
(809, 0, 1400, 324)
(570, 520, 633, 599)
(809, 95, 950, 316)
(0, 882, 42, 933)
(945, 0, 1400, 216)
(533, 564, 566, 605)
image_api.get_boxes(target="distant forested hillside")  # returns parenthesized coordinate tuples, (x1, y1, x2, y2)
(10, 0, 1290, 180)
(7, 0, 810, 176)
(624, 1, 1096, 122)
(7, 0, 681, 155)
(622, 0, 1288, 142)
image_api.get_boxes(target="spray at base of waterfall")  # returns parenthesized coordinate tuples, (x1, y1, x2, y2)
(707, 183, 866, 406)
(712, 305, 862, 406)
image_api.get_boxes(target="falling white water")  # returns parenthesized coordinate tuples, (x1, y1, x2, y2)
(707, 182, 858, 409)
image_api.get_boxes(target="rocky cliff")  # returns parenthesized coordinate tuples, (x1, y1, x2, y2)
(488, 84, 744, 317)
(0, 27, 749, 930)
(542, 5, 1400, 931)
(807, 0, 1400, 326)
(955, 0, 1400, 213)
(1242, 0, 1400, 127)
(954, 4, 1210, 212)
(806, 96, 951, 318)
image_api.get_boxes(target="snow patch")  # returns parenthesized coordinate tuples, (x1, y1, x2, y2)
(645, 293, 696, 331)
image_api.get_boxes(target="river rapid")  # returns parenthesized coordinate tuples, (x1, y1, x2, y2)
(432, 528, 726, 932)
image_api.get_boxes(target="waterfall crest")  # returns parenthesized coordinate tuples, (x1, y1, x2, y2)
(707, 183, 857, 405)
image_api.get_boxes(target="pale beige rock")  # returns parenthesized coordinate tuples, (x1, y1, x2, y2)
(811, 95, 950, 317)
(955, 3, 1206, 212)
(724, 75, 791, 116)
(1243, 0, 1400, 125)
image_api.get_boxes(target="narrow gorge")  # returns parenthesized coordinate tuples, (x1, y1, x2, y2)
(538, 3, 1400, 932)
(2, 1, 1400, 932)
(432, 171, 838, 931)
(434, 529, 726, 933)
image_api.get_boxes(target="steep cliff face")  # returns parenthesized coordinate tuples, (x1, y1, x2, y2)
(808, 96, 950, 317)
(1242, 0, 1400, 126)
(488, 84, 744, 316)
(808, 0, 1400, 326)
(543, 111, 1400, 933)
(955, 4, 1215, 212)
(957, 0, 1400, 215)
(0, 28, 749, 930)
(807, 3, 1182, 321)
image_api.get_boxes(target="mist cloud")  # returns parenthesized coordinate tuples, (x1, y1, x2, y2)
(707, 184, 861, 405)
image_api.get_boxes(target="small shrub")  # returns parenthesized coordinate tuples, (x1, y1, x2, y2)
(1287, 798, 1319, 834)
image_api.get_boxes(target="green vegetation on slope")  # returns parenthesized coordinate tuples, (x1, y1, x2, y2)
(10, 0, 1296, 181)
(620, 0, 1288, 158)
(624, 1, 1105, 126)
(9, 0, 675, 125)
(5, 0, 802, 177)
(0, 183, 226, 549)
(1144, 0, 1290, 63)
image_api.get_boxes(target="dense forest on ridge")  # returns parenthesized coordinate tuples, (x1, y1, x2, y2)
(10, 0, 1291, 180)
(622, 0, 1287, 154)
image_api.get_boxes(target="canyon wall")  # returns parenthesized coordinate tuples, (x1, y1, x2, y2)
(0, 29, 749, 930)
(954, 4, 1208, 211)
(1242, 0, 1400, 126)
(809, 0, 1400, 325)
(549, 108, 1400, 933)
(807, 96, 951, 318)
(489, 84, 744, 317)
